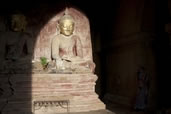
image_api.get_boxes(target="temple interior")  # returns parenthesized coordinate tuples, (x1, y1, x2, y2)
(0, 0, 171, 114)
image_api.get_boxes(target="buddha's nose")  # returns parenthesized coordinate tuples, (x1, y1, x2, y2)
(67, 27, 71, 30)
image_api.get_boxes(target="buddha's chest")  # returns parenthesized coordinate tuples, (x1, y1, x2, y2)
(59, 37, 76, 50)
(5, 32, 23, 45)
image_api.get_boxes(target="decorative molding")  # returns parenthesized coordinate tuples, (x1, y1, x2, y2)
(33, 100, 70, 114)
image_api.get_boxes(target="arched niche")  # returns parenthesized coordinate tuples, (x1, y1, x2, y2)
(33, 7, 93, 63)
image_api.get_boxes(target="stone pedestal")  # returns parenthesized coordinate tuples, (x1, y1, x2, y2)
(0, 73, 105, 114)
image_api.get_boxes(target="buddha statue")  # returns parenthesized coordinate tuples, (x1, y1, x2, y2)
(51, 12, 95, 73)
(0, 13, 33, 71)
(6, 14, 32, 61)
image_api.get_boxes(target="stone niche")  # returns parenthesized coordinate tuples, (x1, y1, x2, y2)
(0, 7, 105, 114)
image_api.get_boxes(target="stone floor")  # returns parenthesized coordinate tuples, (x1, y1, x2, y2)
(65, 103, 155, 114)
(65, 109, 148, 114)
(67, 110, 114, 114)
(62, 107, 150, 114)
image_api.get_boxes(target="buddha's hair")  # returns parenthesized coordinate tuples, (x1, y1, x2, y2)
(59, 8, 74, 24)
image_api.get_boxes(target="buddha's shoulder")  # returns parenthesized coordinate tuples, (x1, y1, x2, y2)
(52, 34, 80, 40)
(52, 34, 62, 40)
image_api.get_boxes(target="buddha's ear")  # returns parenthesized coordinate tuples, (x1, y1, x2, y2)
(56, 23, 59, 28)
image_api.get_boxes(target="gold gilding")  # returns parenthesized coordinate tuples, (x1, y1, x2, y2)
(11, 14, 27, 32)
(59, 14, 74, 36)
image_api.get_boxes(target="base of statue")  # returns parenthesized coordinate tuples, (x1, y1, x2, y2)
(0, 73, 105, 114)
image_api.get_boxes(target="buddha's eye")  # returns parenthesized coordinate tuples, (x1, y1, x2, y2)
(69, 25, 73, 28)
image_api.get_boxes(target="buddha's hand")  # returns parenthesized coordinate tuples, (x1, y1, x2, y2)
(56, 59, 65, 70)
(61, 56, 71, 62)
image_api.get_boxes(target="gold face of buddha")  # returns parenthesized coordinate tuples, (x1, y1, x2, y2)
(11, 14, 27, 32)
(59, 19, 74, 36)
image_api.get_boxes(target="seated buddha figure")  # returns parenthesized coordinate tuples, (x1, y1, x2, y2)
(51, 13, 95, 73)
(0, 13, 33, 71)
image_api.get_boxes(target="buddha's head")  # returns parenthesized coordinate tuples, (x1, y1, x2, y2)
(10, 14, 27, 32)
(58, 14, 74, 36)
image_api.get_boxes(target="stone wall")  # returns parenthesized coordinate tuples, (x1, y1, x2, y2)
(103, 0, 157, 109)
